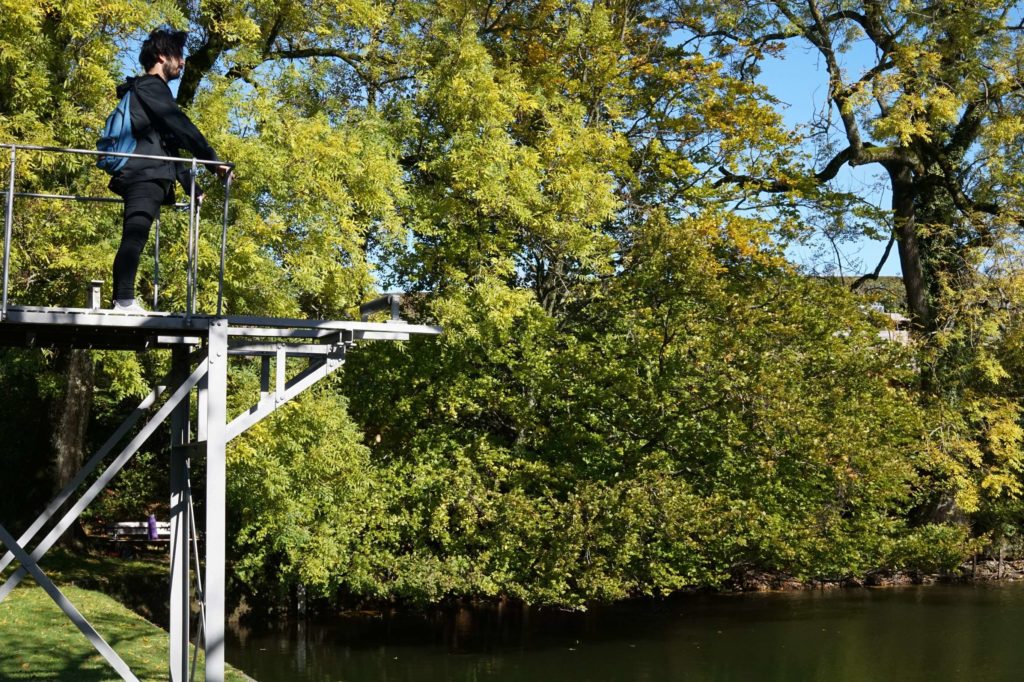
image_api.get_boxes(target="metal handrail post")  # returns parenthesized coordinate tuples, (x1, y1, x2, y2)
(2, 147, 16, 320)
(217, 174, 231, 316)
(153, 218, 160, 310)
(192, 189, 201, 316)
(184, 205, 191, 320)
(186, 161, 198, 322)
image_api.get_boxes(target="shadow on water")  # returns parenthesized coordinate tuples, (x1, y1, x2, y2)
(226, 583, 1024, 682)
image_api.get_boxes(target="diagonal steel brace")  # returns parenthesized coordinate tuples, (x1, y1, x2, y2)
(0, 385, 167, 575)
(226, 353, 344, 442)
(0, 359, 209, 602)
(0, 522, 141, 681)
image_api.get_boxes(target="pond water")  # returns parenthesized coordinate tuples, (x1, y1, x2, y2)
(225, 582, 1024, 681)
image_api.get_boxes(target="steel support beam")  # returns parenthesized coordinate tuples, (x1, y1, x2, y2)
(205, 319, 228, 682)
(169, 348, 192, 682)
(228, 342, 337, 357)
(198, 370, 209, 441)
(188, 492, 208, 681)
(260, 355, 271, 400)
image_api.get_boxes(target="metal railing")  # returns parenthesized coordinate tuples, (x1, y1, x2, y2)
(0, 143, 234, 320)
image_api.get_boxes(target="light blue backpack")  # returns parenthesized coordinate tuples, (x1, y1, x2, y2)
(96, 88, 135, 173)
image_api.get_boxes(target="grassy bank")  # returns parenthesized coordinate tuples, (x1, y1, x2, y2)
(0, 561, 251, 681)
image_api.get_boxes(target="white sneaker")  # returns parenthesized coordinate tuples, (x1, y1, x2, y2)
(112, 299, 148, 314)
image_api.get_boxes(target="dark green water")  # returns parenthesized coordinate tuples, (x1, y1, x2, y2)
(225, 583, 1024, 681)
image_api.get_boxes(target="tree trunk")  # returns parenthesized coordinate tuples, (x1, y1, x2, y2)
(48, 348, 94, 546)
(176, 34, 226, 108)
(886, 163, 931, 331)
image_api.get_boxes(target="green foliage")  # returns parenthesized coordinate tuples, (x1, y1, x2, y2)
(227, 382, 379, 599)
(341, 212, 956, 603)
(4, 0, 1023, 611)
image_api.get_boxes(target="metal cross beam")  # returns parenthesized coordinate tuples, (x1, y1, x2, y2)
(0, 312, 441, 682)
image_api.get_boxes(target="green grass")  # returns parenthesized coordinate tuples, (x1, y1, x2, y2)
(5, 548, 172, 626)
(0, 560, 252, 681)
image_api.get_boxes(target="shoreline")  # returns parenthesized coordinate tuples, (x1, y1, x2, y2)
(728, 558, 1024, 592)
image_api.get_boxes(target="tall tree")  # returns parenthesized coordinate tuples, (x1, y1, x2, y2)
(0, 0, 184, 515)
(671, 0, 1024, 530)
(673, 0, 1024, 332)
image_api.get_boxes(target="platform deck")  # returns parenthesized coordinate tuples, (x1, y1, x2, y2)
(0, 305, 440, 350)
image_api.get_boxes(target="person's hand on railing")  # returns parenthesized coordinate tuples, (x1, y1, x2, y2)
(214, 164, 233, 182)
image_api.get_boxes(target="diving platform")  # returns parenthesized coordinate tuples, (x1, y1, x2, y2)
(0, 143, 441, 682)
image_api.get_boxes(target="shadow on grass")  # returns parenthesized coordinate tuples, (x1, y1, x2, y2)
(0, 585, 170, 681)
(0, 547, 170, 624)
(0, 552, 252, 681)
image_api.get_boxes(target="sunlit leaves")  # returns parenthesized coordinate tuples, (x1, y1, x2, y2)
(4, 0, 1013, 607)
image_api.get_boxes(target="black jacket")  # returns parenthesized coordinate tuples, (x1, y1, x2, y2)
(108, 74, 219, 202)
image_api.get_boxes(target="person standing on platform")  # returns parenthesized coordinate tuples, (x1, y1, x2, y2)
(106, 28, 231, 313)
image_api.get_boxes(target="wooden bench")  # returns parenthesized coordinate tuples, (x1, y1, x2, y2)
(107, 521, 171, 558)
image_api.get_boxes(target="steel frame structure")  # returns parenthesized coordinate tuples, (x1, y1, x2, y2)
(0, 306, 440, 682)
(0, 143, 440, 680)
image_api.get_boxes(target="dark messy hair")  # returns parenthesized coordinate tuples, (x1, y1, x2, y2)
(139, 29, 188, 71)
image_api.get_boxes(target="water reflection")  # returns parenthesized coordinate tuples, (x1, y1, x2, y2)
(226, 583, 1024, 681)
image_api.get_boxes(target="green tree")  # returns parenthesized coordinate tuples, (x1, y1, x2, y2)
(672, 0, 1024, 538)
(674, 0, 1024, 331)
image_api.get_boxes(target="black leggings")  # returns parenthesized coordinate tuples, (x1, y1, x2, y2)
(113, 180, 168, 301)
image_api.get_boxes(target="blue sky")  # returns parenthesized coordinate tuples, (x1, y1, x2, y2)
(755, 42, 902, 278)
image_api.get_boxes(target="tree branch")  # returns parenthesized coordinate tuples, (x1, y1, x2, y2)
(479, 0, 518, 34)
(177, 32, 228, 107)
(814, 146, 856, 182)
(714, 143, 909, 191)
(265, 47, 366, 71)
(851, 230, 895, 291)
(804, 0, 865, 155)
